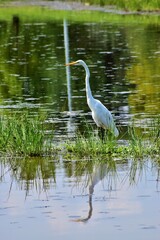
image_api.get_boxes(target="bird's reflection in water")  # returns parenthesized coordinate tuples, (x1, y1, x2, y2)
(73, 194, 93, 223)
(73, 162, 112, 222)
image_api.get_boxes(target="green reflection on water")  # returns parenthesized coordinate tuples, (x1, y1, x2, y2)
(0, 155, 159, 197)
(0, 15, 159, 123)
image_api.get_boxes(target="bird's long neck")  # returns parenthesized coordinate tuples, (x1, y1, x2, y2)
(82, 62, 95, 109)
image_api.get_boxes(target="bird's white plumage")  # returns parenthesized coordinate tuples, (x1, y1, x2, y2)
(66, 59, 119, 137)
(90, 98, 119, 137)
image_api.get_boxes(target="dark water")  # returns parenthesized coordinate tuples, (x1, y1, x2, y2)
(0, 18, 159, 137)
(0, 17, 160, 240)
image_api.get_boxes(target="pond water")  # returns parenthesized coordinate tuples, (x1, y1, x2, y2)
(0, 157, 160, 240)
(0, 17, 159, 137)
(0, 15, 160, 240)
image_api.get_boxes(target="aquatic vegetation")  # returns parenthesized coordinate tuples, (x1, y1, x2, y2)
(65, 118, 160, 160)
(0, 113, 159, 160)
(66, 131, 117, 158)
(127, 126, 157, 158)
(0, 113, 54, 157)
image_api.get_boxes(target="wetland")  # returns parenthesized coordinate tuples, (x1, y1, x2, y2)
(0, 5, 160, 240)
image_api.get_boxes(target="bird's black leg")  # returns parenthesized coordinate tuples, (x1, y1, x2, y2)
(99, 128, 105, 142)
(98, 128, 111, 142)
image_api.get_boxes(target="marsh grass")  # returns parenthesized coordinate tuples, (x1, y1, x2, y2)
(67, 132, 117, 158)
(65, 118, 160, 160)
(0, 113, 159, 160)
(0, 113, 54, 157)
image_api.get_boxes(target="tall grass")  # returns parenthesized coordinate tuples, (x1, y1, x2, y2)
(65, 118, 160, 160)
(0, 114, 53, 156)
(67, 131, 117, 158)
(0, 113, 159, 160)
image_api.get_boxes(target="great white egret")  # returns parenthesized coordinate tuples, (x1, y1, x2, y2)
(65, 60, 119, 138)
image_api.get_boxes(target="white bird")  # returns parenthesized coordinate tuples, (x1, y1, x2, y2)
(65, 60, 119, 138)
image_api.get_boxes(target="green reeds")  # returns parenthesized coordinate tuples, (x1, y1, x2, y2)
(65, 118, 160, 160)
(67, 132, 118, 158)
(0, 114, 53, 157)
(0, 113, 159, 160)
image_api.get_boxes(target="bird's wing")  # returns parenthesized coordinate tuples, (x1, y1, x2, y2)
(92, 99, 115, 129)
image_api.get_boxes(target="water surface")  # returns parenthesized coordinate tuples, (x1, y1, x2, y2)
(0, 157, 159, 240)
(0, 18, 159, 137)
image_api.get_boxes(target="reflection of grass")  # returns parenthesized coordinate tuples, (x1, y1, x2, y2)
(0, 156, 57, 196)
(0, 113, 54, 157)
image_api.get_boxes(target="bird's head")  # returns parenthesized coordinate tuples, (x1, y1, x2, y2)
(65, 59, 90, 77)
(65, 60, 84, 66)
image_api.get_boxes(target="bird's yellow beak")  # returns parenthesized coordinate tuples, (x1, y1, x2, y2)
(65, 61, 77, 66)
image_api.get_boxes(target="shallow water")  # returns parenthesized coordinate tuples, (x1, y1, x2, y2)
(0, 158, 160, 240)
(0, 15, 160, 240)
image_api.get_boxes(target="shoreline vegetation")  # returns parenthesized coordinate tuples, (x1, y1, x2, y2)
(0, 0, 160, 13)
(0, 114, 159, 160)
(0, 1, 159, 26)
